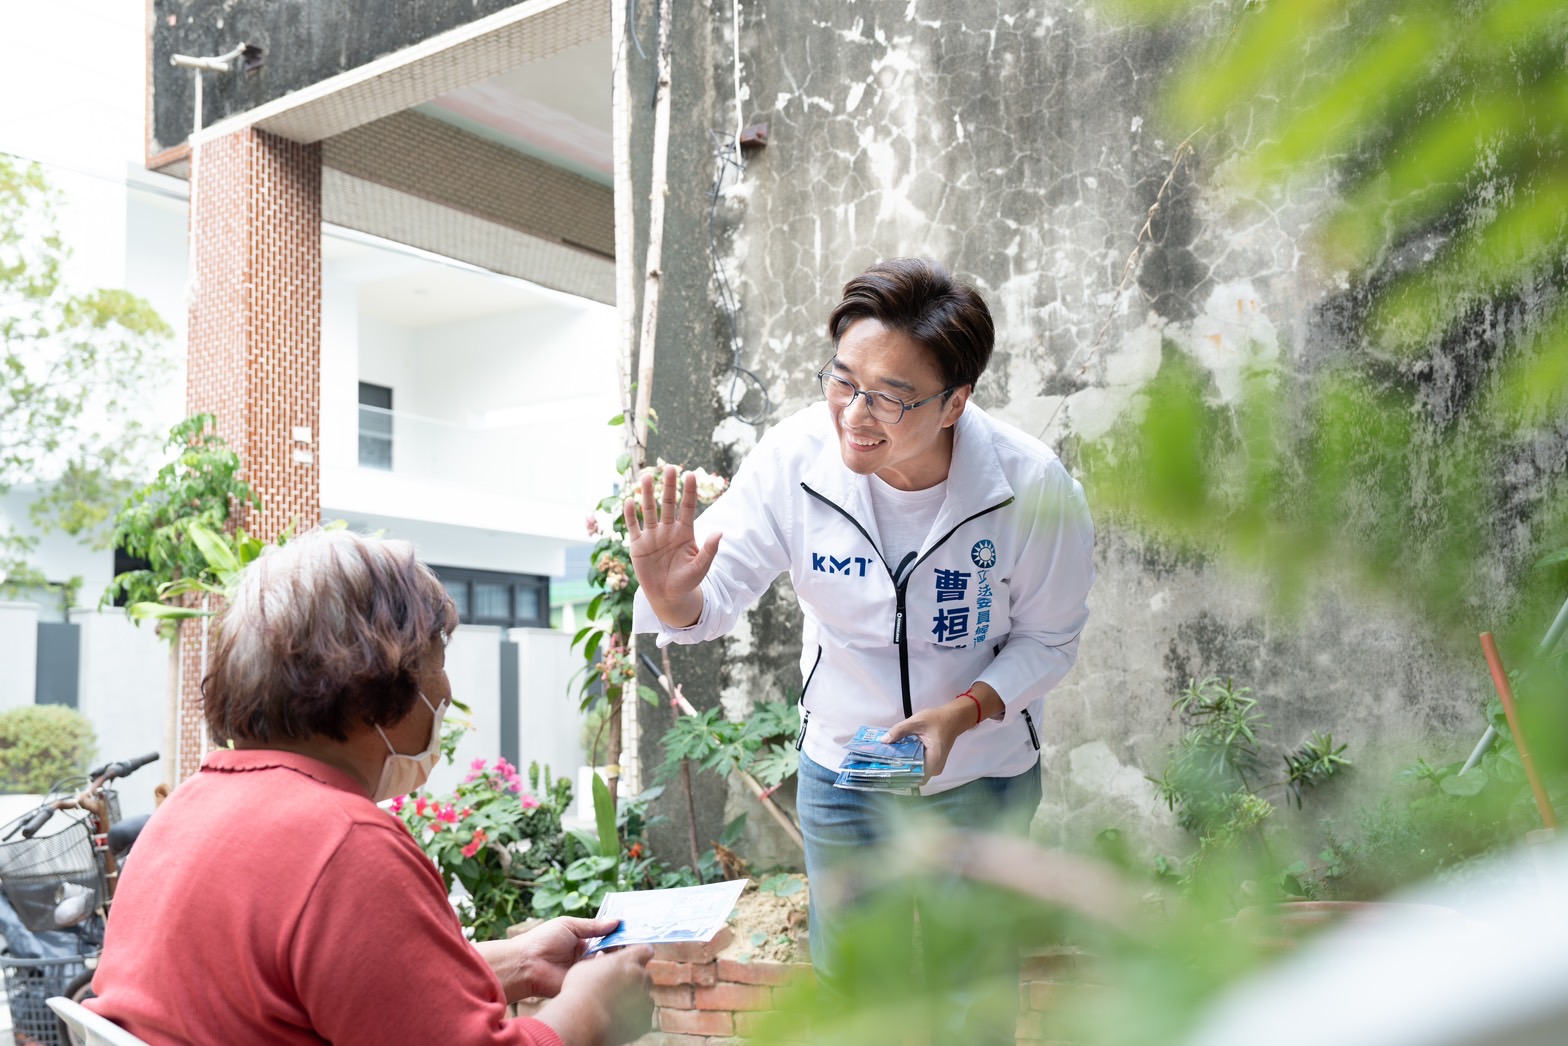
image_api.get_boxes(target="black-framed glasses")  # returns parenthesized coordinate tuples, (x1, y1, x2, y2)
(816, 361, 957, 425)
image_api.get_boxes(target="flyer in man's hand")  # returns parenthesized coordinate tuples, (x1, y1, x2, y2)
(583, 878, 749, 956)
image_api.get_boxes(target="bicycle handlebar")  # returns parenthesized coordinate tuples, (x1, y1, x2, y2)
(18, 806, 55, 839)
(12, 752, 162, 839)
(104, 752, 160, 781)
(87, 751, 160, 782)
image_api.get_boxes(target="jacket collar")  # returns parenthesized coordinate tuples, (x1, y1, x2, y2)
(930, 403, 1015, 538)
(802, 402, 1015, 555)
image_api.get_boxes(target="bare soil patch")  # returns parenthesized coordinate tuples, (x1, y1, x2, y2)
(722, 874, 810, 964)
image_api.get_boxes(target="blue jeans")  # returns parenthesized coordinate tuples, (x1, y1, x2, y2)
(796, 751, 1042, 1041)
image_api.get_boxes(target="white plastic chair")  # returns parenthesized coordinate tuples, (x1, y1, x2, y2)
(46, 996, 151, 1046)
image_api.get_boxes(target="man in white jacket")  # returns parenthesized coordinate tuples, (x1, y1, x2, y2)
(628, 258, 1095, 1039)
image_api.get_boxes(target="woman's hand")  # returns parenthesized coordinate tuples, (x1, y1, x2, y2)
(475, 915, 622, 1003)
(536, 944, 655, 1046)
(623, 464, 721, 628)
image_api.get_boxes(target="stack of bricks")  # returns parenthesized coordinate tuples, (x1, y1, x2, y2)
(630, 936, 1085, 1045)
(1014, 947, 1086, 1045)
(638, 927, 812, 1045)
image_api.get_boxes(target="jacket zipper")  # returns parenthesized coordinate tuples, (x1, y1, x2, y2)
(1020, 707, 1041, 751)
(796, 646, 823, 750)
(803, 483, 1014, 719)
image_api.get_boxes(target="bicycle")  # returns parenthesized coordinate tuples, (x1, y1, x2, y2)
(0, 753, 158, 1046)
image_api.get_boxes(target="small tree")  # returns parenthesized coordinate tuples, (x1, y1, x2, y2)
(103, 413, 260, 622)
(102, 414, 260, 787)
(0, 705, 97, 794)
(0, 152, 173, 594)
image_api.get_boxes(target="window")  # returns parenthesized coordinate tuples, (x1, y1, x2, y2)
(431, 567, 550, 629)
(109, 547, 153, 608)
(359, 382, 393, 470)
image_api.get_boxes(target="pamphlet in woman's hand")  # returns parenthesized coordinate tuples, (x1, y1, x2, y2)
(583, 878, 749, 955)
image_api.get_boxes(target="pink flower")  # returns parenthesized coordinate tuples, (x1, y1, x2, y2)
(437, 805, 459, 824)
(461, 829, 488, 858)
(389, 795, 405, 813)
(470, 757, 487, 772)
(586, 514, 601, 536)
(414, 796, 429, 817)
(520, 794, 540, 811)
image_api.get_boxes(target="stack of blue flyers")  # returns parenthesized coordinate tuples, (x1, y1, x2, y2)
(833, 725, 925, 793)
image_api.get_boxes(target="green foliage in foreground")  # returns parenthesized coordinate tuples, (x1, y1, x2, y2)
(741, 822, 1289, 1046)
(1080, 0, 1568, 656)
(1107, 0, 1568, 413)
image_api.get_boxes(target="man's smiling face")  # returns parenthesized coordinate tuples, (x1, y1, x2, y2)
(826, 318, 969, 492)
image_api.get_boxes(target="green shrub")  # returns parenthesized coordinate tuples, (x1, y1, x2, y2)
(0, 705, 98, 794)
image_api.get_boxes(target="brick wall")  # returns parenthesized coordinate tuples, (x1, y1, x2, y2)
(178, 126, 323, 779)
(629, 929, 1083, 1046)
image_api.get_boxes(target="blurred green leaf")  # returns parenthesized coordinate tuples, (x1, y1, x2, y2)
(1441, 771, 1488, 797)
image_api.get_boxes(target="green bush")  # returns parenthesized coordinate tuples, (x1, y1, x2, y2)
(0, 705, 98, 794)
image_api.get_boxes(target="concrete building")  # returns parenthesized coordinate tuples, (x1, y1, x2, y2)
(1, 0, 623, 818)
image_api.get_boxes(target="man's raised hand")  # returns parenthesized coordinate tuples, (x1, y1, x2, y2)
(623, 465, 721, 629)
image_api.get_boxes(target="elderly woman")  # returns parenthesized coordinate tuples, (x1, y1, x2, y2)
(86, 528, 652, 1045)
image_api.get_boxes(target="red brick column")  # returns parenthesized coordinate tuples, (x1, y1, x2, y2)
(176, 127, 322, 780)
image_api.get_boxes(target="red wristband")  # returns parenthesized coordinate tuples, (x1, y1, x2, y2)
(957, 689, 983, 726)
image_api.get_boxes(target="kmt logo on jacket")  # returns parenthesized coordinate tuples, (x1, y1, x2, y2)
(971, 539, 997, 569)
(811, 552, 872, 576)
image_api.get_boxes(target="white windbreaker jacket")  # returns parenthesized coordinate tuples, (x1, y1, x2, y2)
(634, 401, 1095, 794)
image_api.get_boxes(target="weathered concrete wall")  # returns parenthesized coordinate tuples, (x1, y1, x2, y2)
(627, 0, 1557, 867)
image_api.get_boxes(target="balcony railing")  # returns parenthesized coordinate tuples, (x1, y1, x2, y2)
(354, 400, 613, 505)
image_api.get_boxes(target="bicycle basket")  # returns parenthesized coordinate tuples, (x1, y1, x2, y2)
(0, 816, 104, 935)
(0, 953, 90, 1046)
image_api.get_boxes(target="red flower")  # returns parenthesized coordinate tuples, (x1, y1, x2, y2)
(414, 796, 429, 817)
(461, 829, 488, 858)
(627, 842, 643, 859)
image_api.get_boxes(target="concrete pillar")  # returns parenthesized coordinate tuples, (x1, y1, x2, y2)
(0, 602, 39, 713)
(509, 627, 582, 784)
(70, 608, 166, 819)
(178, 127, 322, 780)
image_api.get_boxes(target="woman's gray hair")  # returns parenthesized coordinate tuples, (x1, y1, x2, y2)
(203, 527, 458, 744)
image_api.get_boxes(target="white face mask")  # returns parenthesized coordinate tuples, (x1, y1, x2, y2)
(372, 693, 447, 803)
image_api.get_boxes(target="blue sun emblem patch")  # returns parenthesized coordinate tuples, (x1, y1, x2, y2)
(971, 540, 997, 569)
